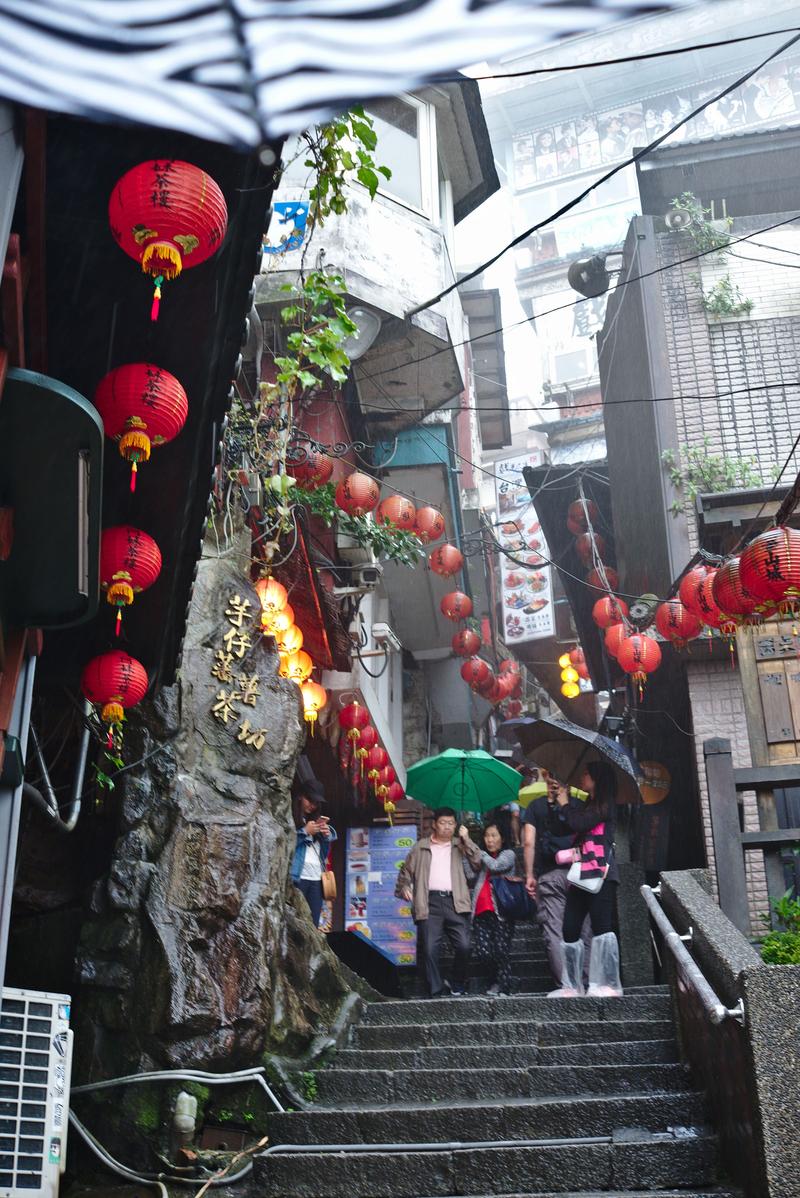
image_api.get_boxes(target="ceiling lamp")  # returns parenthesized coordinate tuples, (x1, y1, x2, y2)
(100, 526, 162, 636)
(569, 647, 585, 666)
(499, 659, 520, 676)
(269, 605, 295, 636)
(557, 653, 571, 669)
(335, 472, 380, 517)
(441, 591, 473, 622)
(275, 623, 304, 655)
(94, 363, 188, 492)
(109, 160, 228, 321)
(376, 495, 416, 530)
(413, 507, 446, 544)
(429, 544, 464, 577)
(81, 650, 148, 745)
(575, 532, 606, 564)
(560, 666, 579, 685)
(366, 745, 388, 786)
(341, 306, 382, 361)
(301, 681, 327, 733)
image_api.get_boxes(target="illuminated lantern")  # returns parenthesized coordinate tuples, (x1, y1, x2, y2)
(569, 647, 585, 666)
(413, 506, 446, 544)
(429, 544, 464, 577)
(255, 577, 288, 624)
(505, 699, 523, 717)
(366, 745, 388, 785)
(586, 567, 618, 591)
(566, 499, 599, 536)
(593, 594, 629, 629)
(678, 565, 713, 621)
(339, 700, 369, 740)
(441, 591, 473, 621)
(558, 653, 571, 669)
(499, 659, 520, 676)
(740, 526, 800, 616)
(713, 557, 760, 629)
(577, 662, 590, 680)
(81, 650, 148, 745)
(300, 681, 327, 733)
(279, 650, 313, 683)
(335, 472, 380, 517)
(275, 623, 304, 655)
(460, 657, 491, 691)
(605, 623, 627, 658)
(287, 448, 334, 489)
(561, 681, 580, 699)
(376, 495, 416, 529)
(561, 666, 579, 685)
(618, 634, 662, 698)
(654, 599, 702, 650)
(575, 532, 606, 564)
(452, 629, 481, 657)
(109, 160, 228, 321)
(94, 363, 188, 492)
(100, 526, 162, 636)
(355, 724, 378, 775)
(269, 605, 295, 636)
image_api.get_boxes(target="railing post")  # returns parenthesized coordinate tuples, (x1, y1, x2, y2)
(703, 738, 751, 936)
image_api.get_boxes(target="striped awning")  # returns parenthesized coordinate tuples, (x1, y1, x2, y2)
(0, 0, 690, 147)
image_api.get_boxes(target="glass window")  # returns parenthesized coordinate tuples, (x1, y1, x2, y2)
(367, 97, 425, 213)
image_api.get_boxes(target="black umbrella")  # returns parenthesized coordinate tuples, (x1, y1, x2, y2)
(498, 716, 642, 806)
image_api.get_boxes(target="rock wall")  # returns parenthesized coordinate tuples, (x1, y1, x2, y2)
(73, 531, 356, 1081)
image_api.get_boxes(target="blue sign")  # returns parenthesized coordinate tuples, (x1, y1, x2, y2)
(263, 201, 309, 254)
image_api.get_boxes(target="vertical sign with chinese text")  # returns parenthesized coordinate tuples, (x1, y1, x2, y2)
(494, 451, 554, 643)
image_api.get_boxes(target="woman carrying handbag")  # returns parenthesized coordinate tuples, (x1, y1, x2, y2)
(547, 761, 623, 999)
(290, 781, 337, 929)
(461, 821, 518, 996)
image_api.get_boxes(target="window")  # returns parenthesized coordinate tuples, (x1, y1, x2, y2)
(367, 96, 437, 218)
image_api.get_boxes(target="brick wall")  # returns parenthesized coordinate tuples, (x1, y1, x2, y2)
(686, 658, 768, 934)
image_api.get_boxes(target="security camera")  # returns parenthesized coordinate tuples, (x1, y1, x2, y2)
(355, 564, 383, 590)
(372, 622, 402, 653)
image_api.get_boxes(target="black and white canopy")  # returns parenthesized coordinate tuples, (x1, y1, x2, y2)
(0, 0, 689, 146)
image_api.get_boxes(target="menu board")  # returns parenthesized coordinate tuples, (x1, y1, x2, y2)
(346, 826, 417, 964)
(494, 451, 554, 643)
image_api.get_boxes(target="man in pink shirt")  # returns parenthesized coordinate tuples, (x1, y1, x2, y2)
(396, 807, 472, 997)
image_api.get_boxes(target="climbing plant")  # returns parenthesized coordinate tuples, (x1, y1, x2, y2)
(662, 436, 761, 516)
(668, 192, 731, 256)
(700, 274, 754, 319)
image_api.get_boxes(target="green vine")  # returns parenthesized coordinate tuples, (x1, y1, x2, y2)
(295, 484, 424, 567)
(669, 192, 731, 256)
(662, 436, 761, 516)
(700, 274, 754, 319)
(296, 106, 392, 226)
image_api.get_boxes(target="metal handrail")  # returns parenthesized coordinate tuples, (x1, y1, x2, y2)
(640, 884, 745, 1027)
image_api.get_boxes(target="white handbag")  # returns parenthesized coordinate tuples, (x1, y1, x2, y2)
(567, 858, 608, 894)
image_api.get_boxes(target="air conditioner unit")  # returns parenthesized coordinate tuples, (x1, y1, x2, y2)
(336, 519, 378, 567)
(0, 987, 73, 1198)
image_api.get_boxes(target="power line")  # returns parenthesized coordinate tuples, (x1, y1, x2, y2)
(408, 28, 800, 315)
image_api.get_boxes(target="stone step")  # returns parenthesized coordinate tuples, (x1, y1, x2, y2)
(268, 1091, 708, 1147)
(538, 1039, 679, 1066)
(256, 1129, 720, 1197)
(315, 1061, 692, 1105)
(400, 978, 553, 999)
(413, 1191, 741, 1197)
(332, 1037, 678, 1073)
(351, 1017, 675, 1050)
(360, 990, 671, 1026)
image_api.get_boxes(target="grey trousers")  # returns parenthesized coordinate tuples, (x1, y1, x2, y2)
(537, 867, 592, 985)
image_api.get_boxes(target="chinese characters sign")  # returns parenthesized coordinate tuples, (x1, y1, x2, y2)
(494, 452, 554, 643)
(209, 593, 269, 751)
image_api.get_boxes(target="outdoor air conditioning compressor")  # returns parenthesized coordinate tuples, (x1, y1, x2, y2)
(0, 988, 73, 1198)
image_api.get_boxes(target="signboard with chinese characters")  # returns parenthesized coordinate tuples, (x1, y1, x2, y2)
(494, 451, 554, 643)
(345, 826, 417, 964)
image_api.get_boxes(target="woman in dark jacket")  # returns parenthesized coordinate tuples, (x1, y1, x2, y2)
(461, 821, 517, 995)
(548, 761, 622, 998)
(290, 782, 336, 928)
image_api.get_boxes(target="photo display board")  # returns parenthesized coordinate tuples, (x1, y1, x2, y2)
(346, 826, 417, 964)
(494, 451, 555, 643)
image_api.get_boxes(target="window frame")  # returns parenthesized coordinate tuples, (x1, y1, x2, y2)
(365, 94, 439, 222)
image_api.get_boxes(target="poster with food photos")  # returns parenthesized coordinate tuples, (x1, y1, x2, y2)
(345, 826, 417, 964)
(494, 452, 554, 642)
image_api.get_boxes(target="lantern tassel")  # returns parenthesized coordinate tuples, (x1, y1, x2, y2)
(150, 275, 164, 323)
(130, 460, 138, 492)
(115, 608, 122, 637)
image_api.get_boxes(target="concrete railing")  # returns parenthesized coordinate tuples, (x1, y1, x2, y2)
(656, 869, 800, 1198)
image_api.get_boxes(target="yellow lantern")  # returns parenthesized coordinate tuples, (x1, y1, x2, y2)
(269, 604, 295, 633)
(558, 652, 571, 668)
(255, 577, 287, 619)
(561, 681, 580, 699)
(301, 680, 327, 733)
(275, 623, 304, 655)
(561, 666, 579, 684)
(279, 649, 313, 683)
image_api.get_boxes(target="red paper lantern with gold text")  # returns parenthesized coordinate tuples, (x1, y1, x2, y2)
(592, 595, 629, 629)
(654, 599, 702, 650)
(100, 526, 162, 637)
(499, 658, 520, 676)
(441, 591, 473, 621)
(429, 544, 464, 577)
(586, 567, 618, 591)
(376, 495, 416, 529)
(94, 363, 188, 492)
(740, 526, 800, 615)
(366, 745, 388, 785)
(566, 498, 599, 536)
(338, 701, 369, 750)
(678, 565, 713, 621)
(376, 766, 396, 790)
(605, 623, 627, 658)
(696, 575, 723, 631)
(618, 634, 662, 698)
(460, 657, 491, 691)
(109, 160, 228, 321)
(335, 472, 380, 517)
(81, 650, 148, 744)
(452, 629, 480, 657)
(287, 448, 334, 490)
(712, 557, 761, 629)
(575, 532, 606, 564)
(494, 673, 515, 700)
(387, 781, 405, 805)
(354, 724, 378, 776)
(413, 506, 446, 544)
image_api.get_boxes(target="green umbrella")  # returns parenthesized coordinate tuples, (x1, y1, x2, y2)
(405, 748, 521, 814)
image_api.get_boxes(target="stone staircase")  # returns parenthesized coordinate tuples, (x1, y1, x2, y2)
(400, 919, 554, 998)
(256, 925, 741, 1197)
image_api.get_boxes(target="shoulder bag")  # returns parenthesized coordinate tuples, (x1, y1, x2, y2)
(321, 869, 337, 901)
(491, 874, 535, 920)
(565, 823, 609, 894)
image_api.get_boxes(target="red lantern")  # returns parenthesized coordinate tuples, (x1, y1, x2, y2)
(696, 575, 723, 630)
(413, 506, 446, 544)
(94, 363, 188, 492)
(576, 662, 590, 680)
(452, 629, 481, 657)
(592, 595, 629, 629)
(618, 634, 662, 698)
(354, 724, 378, 776)
(338, 701, 369, 746)
(510, 675, 523, 698)
(575, 532, 606, 564)
(494, 673, 515, 700)
(505, 700, 523, 718)
(100, 526, 162, 636)
(499, 659, 520, 676)
(287, 448, 334, 489)
(109, 160, 228, 321)
(712, 557, 760, 628)
(366, 745, 388, 784)
(566, 499, 599, 536)
(376, 495, 416, 529)
(740, 526, 800, 615)
(460, 657, 491, 691)
(441, 591, 473, 621)
(335, 472, 380, 517)
(605, 623, 627, 658)
(477, 672, 498, 699)
(429, 544, 464, 577)
(386, 781, 405, 805)
(586, 567, 618, 591)
(81, 650, 148, 744)
(569, 647, 585, 666)
(376, 766, 396, 790)
(678, 565, 713, 621)
(654, 599, 703, 649)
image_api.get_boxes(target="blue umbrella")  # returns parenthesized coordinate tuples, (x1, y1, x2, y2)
(498, 716, 642, 806)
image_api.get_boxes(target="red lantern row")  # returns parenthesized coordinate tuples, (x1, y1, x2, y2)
(337, 703, 405, 810)
(100, 526, 162, 636)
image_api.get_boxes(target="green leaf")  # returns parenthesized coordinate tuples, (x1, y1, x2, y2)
(357, 165, 380, 198)
(378, 165, 392, 180)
